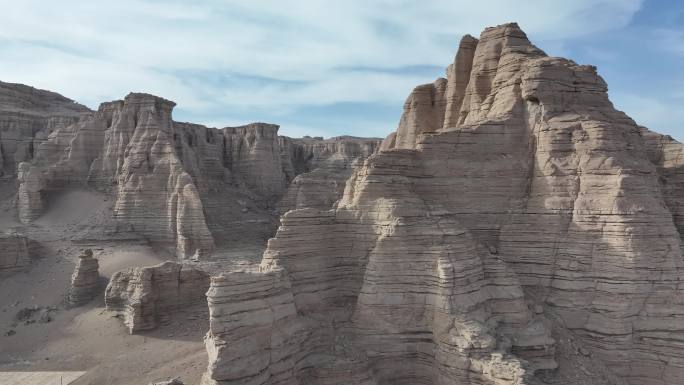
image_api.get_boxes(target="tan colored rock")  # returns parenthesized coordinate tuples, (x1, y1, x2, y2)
(394, 78, 447, 149)
(202, 268, 305, 385)
(278, 136, 381, 213)
(223, 123, 287, 200)
(0, 81, 90, 177)
(105, 261, 209, 333)
(150, 378, 184, 385)
(640, 128, 684, 243)
(201, 23, 684, 385)
(443, 34, 478, 129)
(67, 249, 100, 306)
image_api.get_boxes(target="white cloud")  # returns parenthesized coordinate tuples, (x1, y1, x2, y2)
(0, 0, 644, 132)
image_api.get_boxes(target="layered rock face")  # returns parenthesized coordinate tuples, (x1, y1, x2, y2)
(202, 23, 684, 385)
(0, 232, 30, 275)
(16, 94, 215, 257)
(278, 136, 381, 213)
(105, 261, 210, 333)
(9, 88, 379, 257)
(0, 81, 90, 177)
(67, 249, 100, 306)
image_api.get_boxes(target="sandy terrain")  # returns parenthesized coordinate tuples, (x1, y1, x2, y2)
(0, 189, 211, 384)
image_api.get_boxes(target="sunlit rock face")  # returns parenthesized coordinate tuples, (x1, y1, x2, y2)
(202, 23, 684, 385)
(15, 93, 215, 258)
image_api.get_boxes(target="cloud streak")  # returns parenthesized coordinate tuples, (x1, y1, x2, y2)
(0, 0, 650, 138)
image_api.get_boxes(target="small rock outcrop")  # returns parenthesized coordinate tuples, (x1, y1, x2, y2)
(150, 378, 184, 385)
(201, 23, 684, 385)
(67, 249, 100, 306)
(0, 232, 30, 275)
(105, 261, 210, 333)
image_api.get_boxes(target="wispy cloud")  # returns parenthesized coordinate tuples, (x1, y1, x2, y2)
(0, 0, 645, 137)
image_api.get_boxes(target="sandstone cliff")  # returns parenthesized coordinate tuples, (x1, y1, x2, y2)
(202, 23, 684, 385)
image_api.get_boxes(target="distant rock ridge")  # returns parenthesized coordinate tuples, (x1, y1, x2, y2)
(278, 135, 381, 213)
(0, 81, 90, 177)
(201, 22, 684, 385)
(1, 87, 379, 258)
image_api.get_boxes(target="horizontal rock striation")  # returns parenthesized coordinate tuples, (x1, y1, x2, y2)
(202, 268, 305, 385)
(105, 261, 210, 333)
(202, 23, 684, 385)
(8, 88, 380, 257)
(67, 249, 100, 306)
(0, 81, 90, 178)
(15, 93, 215, 258)
(278, 136, 381, 213)
(0, 232, 30, 275)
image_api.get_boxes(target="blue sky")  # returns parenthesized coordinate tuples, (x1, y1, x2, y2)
(0, 0, 681, 140)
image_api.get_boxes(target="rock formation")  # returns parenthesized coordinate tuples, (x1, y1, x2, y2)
(67, 249, 100, 306)
(4, 87, 379, 258)
(201, 23, 684, 385)
(105, 261, 210, 333)
(278, 136, 381, 213)
(0, 232, 30, 275)
(0, 81, 90, 178)
(150, 379, 185, 385)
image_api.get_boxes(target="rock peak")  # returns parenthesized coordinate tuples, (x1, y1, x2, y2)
(123, 92, 176, 108)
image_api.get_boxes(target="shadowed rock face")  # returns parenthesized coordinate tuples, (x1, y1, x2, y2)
(105, 261, 210, 333)
(0, 81, 90, 178)
(278, 136, 381, 213)
(201, 23, 684, 385)
(67, 249, 100, 306)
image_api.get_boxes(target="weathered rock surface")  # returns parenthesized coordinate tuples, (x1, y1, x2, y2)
(278, 136, 381, 213)
(0, 81, 90, 177)
(4, 87, 379, 257)
(67, 249, 100, 306)
(105, 261, 210, 333)
(201, 23, 684, 385)
(150, 378, 185, 385)
(0, 232, 30, 275)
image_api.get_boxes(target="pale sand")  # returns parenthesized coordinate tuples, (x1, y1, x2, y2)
(1, 189, 207, 385)
(0, 371, 86, 385)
